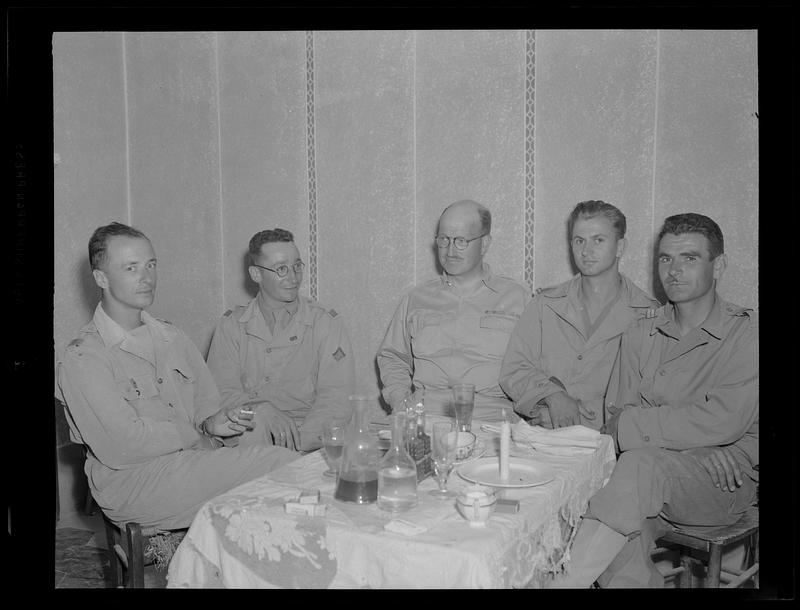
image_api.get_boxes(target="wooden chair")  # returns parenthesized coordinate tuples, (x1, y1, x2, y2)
(102, 511, 186, 588)
(655, 506, 759, 588)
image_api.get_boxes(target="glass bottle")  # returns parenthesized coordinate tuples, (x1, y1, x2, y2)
(334, 395, 379, 504)
(406, 393, 434, 482)
(377, 412, 419, 512)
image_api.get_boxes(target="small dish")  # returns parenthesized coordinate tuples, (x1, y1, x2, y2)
(456, 484, 497, 527)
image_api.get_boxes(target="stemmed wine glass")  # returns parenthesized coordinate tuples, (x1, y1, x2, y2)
(322, 418, 346, 477)
(429, 421, 458, 499)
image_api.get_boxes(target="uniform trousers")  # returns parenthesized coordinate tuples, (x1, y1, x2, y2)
(585, 446, 757, 587)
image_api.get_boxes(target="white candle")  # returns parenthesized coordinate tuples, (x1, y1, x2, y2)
(499, 420, 510, 480)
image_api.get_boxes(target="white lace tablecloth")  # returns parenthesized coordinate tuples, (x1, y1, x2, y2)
(167, 420, 616, 589)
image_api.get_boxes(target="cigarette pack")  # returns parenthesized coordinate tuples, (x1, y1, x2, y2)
(495, 499, 520, 514)
(384, 519, 427, 536)
(284, 501, 327, 517)
(297, 489, 321, 504)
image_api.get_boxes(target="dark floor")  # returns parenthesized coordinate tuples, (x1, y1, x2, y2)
(55, 511, 166, 588)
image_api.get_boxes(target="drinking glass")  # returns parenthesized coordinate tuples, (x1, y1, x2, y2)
(452, 383, 475, 432)
(429, 421, 457, 499)
(322, 418, 347, 477)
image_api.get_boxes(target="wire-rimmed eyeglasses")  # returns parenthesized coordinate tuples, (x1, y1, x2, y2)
(434, 233, 487, 251)
(252, 260, 305, 278)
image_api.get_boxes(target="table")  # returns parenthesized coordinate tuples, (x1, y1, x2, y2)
(167, 419, 616, 588)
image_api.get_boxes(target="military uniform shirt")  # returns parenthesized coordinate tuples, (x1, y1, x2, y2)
(377, 264, 530, 421)
(499, 274, 659, 430)
(56, 303, 298, 530)
(615, 294, 758, 480)
(206, 295, 355, 451)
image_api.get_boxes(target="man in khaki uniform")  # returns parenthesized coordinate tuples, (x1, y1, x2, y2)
(550, 213, 758, 588)
(206, 228, 354, 452)
(377, 200, 530, 421)
(500, 200, 659, 430)
(57, 223, 297, 531)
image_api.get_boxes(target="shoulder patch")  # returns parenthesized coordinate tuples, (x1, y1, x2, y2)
(223, 309, 233, 317)
(332, 347, 346, 361)
(328, 308, 338, 318)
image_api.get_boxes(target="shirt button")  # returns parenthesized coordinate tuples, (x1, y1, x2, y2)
(266, 348, 272, 353)
(659, 370, 666, 376)
(577, 354, 583, 360)
(157, 377, 163, 383)
(264, 376, 270, 383)
(644, 435, 650, 442)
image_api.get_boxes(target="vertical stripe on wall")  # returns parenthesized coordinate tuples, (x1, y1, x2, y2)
(523, 30, 536, 291)
(305, 30, 318, 300)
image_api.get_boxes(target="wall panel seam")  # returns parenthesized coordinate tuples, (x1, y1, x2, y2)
(122, 32, 132, 224)
(524, 29, 536, 291)
(305, 31, 318, 301)
(214, 33, 226, 313)
(412, 30, 418, 286)
(650, 30, 661, 243)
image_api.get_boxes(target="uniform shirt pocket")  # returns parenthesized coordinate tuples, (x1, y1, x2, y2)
(478, 313, 518, 357)
(172, 364, 196, 384)
(410, 311, 445, 356)
(479, 313, 517, 333)
(117, 375, 159, 401)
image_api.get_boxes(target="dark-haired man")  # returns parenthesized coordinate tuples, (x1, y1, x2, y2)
(377, 200, 530, 421)
(500, 200, 659, 430)
(57, 222, 298, 531)
(207, 228, 354, 452)
(550, 213, 758, 588)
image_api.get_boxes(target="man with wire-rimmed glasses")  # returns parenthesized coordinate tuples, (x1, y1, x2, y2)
(377, 200, 530, 421)
(207, 228, 354, 452)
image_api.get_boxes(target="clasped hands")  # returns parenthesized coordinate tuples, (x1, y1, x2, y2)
(540, 391, 597, 428)
(598, 406, 744, 493)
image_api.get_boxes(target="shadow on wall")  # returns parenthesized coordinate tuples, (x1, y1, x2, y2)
(650, 237, 668, 305)
(78, 258, 99, 323)
(241, 250, 260, 300)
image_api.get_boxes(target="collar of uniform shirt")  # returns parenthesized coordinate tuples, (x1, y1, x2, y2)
(257, 298, 299, 332)
(93, 303, 172, 350)
(653, 293, 730, 341)
(441, 263, 500, 294)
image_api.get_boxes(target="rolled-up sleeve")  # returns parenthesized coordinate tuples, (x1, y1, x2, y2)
(499, 297, 565, 417)
(376, 295, 414, 411)
(57, 347, 198, 470)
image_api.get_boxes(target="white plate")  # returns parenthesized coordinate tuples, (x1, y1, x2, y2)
(454, 439, 486, 464)
(457, 457, 555, 488)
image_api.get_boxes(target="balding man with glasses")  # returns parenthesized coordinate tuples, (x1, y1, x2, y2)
(377, 200, 530, 421)
(207, 228, 355, 452)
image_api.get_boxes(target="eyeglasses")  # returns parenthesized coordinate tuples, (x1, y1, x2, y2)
(435, 233, 487, 251)
(252, 260, 305, 278)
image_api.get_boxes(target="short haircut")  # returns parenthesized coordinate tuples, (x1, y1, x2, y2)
(88, 222, 149, 271)
(568, 200, 627, 240)
(657, 213, 724, 259)
(248, 228, 294, 265)
(439, 200, 492, 235)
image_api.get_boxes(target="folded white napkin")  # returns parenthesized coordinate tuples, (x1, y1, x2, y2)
(481, 422, 601, 456)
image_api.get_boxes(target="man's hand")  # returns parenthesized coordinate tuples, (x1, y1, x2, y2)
(203, 405, 257, 438)
(545, 392, 581, 428)
(249, 402, 300, 451)
(688, 446, 744, 492)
